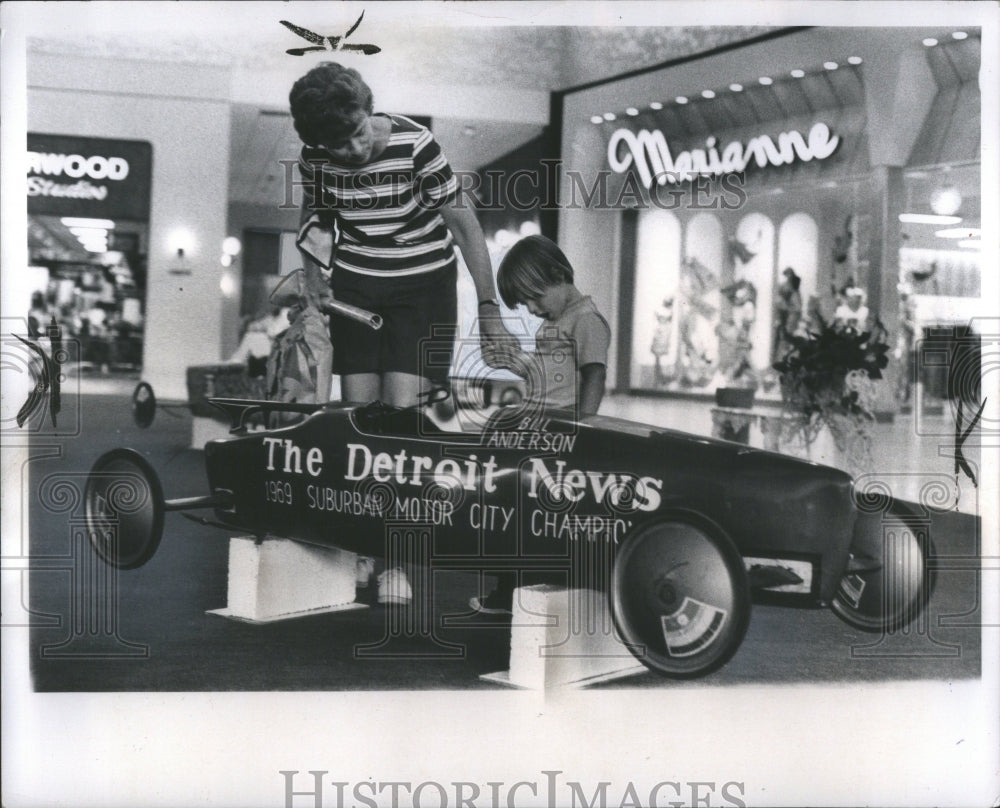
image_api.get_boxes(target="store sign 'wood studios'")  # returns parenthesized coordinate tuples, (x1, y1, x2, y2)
(27, 133, 152, 219)
(607, 122, 840, 187)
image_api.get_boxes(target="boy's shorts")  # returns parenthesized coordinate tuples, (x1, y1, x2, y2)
(328, 261, 457, 383)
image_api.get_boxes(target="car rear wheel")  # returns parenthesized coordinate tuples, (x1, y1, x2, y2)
(831, 498, 932, 632)
(610, 512, 751, 678)
(84, 448, 165, 569)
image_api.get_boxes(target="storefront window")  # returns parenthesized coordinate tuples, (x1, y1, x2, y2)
(624, 176, 878, 396)
(899, 163, 980, 303)
(631, 210, 681, 389)
(897, 162, 981, 411)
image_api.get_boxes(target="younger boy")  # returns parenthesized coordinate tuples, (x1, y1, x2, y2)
(471, 234, 611, 613)
(486, 234, 610, 417)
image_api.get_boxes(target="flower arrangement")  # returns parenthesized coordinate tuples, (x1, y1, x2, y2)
(772, 313, 890, 470)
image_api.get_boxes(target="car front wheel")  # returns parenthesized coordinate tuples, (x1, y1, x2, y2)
(831, 497, 933, 632)
(610, 512, 751, 679)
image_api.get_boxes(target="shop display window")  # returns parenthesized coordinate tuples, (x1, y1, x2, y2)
(627, 203, 830, 396)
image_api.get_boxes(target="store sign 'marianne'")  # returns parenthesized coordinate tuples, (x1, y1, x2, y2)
(607, 122, 840, 187)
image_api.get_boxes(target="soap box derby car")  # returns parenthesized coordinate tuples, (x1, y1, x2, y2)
(84, 394, 931, 679)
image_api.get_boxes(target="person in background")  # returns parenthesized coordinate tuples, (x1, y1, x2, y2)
(289, 62, 516, 606)
(228, 305, 290, 378)
(471, 234, 611, 614)
(835, 285, 869, 333)
(27, 291, 50, 339)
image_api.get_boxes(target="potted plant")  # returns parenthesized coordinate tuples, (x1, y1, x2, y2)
(772, 313, 890, 471)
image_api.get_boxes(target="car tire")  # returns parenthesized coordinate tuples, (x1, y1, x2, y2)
(84, 448, 165, 569)
(610, 511, 751, 679)
(831, 497, 933, 633)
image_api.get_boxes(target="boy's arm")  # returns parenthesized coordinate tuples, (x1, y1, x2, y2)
(578, 363, 606, 416)
(297, 200, 334, 310)
(439, 205, 517, 350)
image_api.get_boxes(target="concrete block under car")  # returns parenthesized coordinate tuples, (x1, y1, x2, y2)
(482, 584, 645, 689)
(208, 536, 366, 623)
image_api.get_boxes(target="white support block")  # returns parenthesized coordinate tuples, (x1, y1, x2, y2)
(208, 536, 366, 623)
(191, 417, 265, 450)
(482, 584, 645, 689)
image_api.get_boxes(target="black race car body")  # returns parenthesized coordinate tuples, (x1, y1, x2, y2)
(87, 398, 929, 678)
(205, 403, 854, 606)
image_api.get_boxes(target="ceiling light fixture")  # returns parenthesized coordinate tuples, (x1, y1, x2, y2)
(61, 217, 115, 229)
(675, 96, 689, 104)
(729, 83, 743, 92)
(790, 69, 805, 78)
(930, 186, 963, 216)
(847, 56, 863, 65)
(701, 90, 716, 99)
(935, 227, 981, 239)
(602, 112, 616, 121)
(899, 213, 962, 225)
(922, 37, 938, 47)
(759, 76, 773, 86)
(952, 31, 968, 40)
(649, 101, 663, 110)
(824, 61, 838, 70)
(590, 115, 603, 124)
(626, 107, 639, 116)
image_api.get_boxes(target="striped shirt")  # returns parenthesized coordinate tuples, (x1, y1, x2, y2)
(297, 114, 459, 277)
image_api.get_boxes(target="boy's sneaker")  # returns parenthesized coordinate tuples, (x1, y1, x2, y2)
(355, 556, 376, 588)
(377, 567, 412, 605)
(469, 588, 513, 615)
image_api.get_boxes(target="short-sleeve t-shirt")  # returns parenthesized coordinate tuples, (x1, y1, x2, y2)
(297, 114, 459, 277)
(527, 295, 611, 410)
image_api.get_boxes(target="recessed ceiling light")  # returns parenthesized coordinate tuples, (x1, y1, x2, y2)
(758, 76, 773, 86)
(935, 227, 981, 239)
(847, 56, 863, 65)
(701, 90, 716, 99)
(790, 69, 805, 78)
(602, 112, 616, 121)
(729, 83, 743, 92)
(590, 115, 603, 124)
(898, 213, 962, 225)
(824, 61, 839, 70)
(675, 96, 689, 105)
(923, 38, 938, 47)
(952, 31, 968, 40)
(626, 107, 639, 116)
(61, 217, 115, 229)
(650, 101, 663, 110)
(69, 226, 109, 237)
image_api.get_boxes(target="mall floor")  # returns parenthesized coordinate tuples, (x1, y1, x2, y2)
(24, 378, 983, 691)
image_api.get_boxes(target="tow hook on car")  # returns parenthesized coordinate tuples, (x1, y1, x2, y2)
(746, 564, 804, 589)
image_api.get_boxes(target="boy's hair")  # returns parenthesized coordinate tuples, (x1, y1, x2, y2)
(497, 235, 574, 307)
(289, 62, 374, 146)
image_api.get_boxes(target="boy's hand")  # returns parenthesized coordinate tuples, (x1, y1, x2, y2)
(478, 307, 519, 351)
(480, 339, 526, 373)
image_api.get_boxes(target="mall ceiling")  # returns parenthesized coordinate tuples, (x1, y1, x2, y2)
(29, 21, 775, 206)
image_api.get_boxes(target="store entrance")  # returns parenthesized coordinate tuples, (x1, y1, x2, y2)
(27, 214, 148, 375)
